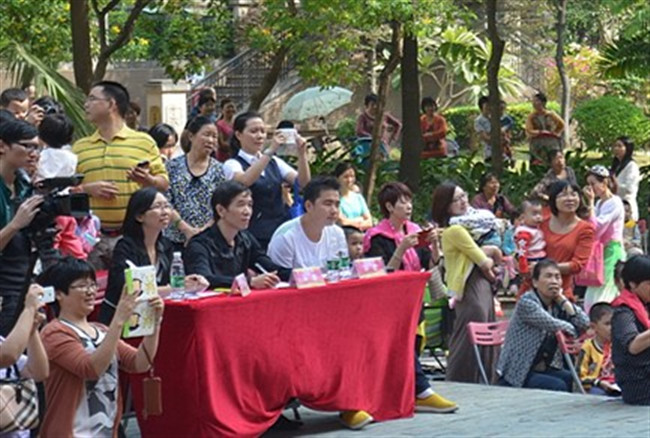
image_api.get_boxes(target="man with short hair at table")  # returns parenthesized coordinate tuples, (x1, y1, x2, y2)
(268, 176, 373, 430)
(184, 180, 290, 289)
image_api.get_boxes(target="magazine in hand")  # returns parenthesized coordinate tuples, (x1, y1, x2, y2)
(122, 265, 158, 338)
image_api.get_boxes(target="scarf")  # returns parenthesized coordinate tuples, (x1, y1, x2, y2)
(363, 219, 422, 272)
(611, 289, 650, 329)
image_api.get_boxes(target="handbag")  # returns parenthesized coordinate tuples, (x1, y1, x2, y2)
(141, 344, 162, 419)
(574, 240, 604, 287)
(0, 364, 39, 433)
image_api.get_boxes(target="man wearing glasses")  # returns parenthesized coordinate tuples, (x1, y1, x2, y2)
(0, 119, 44, 336)
(73, 81, 169, 270)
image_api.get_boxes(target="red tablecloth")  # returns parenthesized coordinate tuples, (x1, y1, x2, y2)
(132, 271, 428, 437)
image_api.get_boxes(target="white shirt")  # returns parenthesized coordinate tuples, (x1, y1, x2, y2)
(35, 146, 78, 182)
(268, 217, 348, 269)
(615, 160, 640, 221)
(223, 149, 296, 181)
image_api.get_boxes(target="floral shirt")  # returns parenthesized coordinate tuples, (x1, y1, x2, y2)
(165, 155, 225, 244)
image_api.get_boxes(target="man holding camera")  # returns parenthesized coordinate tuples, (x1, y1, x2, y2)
(73, 81, 168, 270)
(0, 119, 43, 336)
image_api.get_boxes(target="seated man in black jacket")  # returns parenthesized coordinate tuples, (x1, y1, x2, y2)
(184, 181, 290, 289)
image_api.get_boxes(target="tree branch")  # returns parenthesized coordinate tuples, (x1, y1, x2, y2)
(93, 0, 153, 82)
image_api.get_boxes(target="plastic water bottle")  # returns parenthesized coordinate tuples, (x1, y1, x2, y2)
(338, 252, 352, 280)
(170, 252, 185, 299)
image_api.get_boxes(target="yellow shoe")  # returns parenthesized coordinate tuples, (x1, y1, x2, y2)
(339, 410, 374, 430)
(415, 393, 458, 413)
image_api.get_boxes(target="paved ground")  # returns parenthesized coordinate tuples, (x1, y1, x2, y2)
(263, 382, 650, 438)
(126, 381, 649, 437)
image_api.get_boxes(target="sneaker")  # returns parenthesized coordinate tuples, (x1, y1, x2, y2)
(339, 410, 374, 430)
(415, 393, 458, 413)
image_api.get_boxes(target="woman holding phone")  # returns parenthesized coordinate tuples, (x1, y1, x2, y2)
(363, 182, 458, 414)
(223, 112, 311, 250)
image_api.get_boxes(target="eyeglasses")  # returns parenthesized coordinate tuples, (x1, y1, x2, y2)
(13, 142, 42, 152)
(69, 282, 98, 293)
(148, 202, 173, 211)
(452, 193, 468, 203)
(85, 95, 110, 103)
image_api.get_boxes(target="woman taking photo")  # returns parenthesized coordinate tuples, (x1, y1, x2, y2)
(38, 257, 164, 437)
(364, 182, 457, 414)
(223, 111, 310, 250)
(99, 188, 207, 324)
(540, 180, 595, 301)
(431, 182, 498, 383)
(531, 150, 578, 200)
(471, 172, 516, 219)
(611, 255, 650, 405)
(611, 136, 641, 221)
(165, 116, 226, 249)
(335, 162, 372, 231)
(583, 165, 625, 311)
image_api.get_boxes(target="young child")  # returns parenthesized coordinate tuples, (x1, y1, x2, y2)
(514, 199, 546, 297)
(448, 206, 504, 264)
(622, 200, 643, 256)
(577, 303, 619, 395)
(343, 226, 365, 261)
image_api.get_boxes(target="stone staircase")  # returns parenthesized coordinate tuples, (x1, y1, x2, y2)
(188, 48, 301, 114)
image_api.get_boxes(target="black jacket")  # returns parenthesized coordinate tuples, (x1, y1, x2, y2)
(184, 225, 290, 288)
(99, 235, 174, 325)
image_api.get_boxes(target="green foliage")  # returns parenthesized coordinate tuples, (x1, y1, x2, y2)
(112, 1, 233, 81)
(0, 0, 71, 68)
(573, 96, 650, 151)
(442, 101, 561, 150)
(414, 26, 527, 109)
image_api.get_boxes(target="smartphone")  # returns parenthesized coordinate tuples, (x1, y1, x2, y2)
(137, 160, 150, 168)
(41, 286, 56, 304)
(416, 229, 431, 248)
(276, 128, 298, 156)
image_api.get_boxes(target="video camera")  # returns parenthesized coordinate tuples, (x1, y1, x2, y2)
(22, 174, 90, 234)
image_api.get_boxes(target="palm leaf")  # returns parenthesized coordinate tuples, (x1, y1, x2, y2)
(4, 40, 92, 138)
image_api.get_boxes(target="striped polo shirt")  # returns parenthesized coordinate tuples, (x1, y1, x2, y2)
(73, 125, 168, 231)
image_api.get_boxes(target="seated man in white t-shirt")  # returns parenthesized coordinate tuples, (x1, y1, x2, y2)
(268, 176, 348, 270)
(268, 176, 375, 431)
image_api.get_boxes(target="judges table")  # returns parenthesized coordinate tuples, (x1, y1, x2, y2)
(132, 271, 429, 437)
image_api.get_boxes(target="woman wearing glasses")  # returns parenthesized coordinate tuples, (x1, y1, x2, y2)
(431, 181, 499, 383)
(38, 256, 164, 437)
(99, 187, 207, 324)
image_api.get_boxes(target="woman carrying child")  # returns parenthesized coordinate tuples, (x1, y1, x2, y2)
(432, 182, 498, 383)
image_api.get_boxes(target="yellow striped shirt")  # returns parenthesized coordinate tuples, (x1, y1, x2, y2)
(73, 125, 168, 230)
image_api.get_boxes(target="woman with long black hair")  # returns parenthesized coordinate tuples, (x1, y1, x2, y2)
(611, 136, 640, 221)
(99, 187, 207, 324)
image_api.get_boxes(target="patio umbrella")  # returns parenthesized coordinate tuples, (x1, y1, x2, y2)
(281, 86, 353, 121)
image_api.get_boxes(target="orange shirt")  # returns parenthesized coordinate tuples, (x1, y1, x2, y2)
(540, 218, 594, 300)
(420, 113, 447, 158)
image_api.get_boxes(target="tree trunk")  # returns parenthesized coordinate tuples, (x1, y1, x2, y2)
(398, 31, 422, 191)
(69, 0, 93, 93)
(486, 0, 505, 175)
(247, 45, 289, 111)
(555, 0, 571, 147)
(363, 21, 402, 202)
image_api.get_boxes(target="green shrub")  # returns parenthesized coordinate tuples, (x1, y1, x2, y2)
(442, 101, 560, 150)
(573, 96, 650, 152)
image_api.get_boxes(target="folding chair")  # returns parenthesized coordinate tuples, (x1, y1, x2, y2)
(555, 331, 587, 395)
(467, 320, 509, 384)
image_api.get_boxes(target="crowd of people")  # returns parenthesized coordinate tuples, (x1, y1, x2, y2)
(0, 81, 649, 437)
